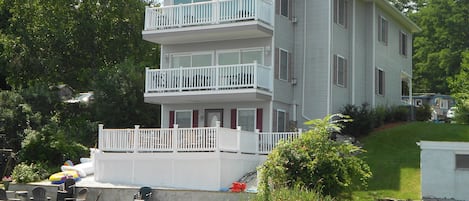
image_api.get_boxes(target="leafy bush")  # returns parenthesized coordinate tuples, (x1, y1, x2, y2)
(340, 103, 374, 138)
(11, 163, 43, 183)
(415, 104, 431, 121)
(19, 117, 88, 169)
(386, 105, 409, 122)
(373, 106, 387, 128)
(258, 115, 372, 198)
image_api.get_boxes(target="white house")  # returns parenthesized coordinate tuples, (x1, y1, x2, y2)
(93, 0, 420, 191)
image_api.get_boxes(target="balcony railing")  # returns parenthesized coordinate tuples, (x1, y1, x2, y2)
(144, 0, 273, 31)
(145, 63, 272, 93)
(98, 123, 302, 154)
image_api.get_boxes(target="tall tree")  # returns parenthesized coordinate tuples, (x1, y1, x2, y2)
(388, 0, 427, 14)
(1, 0, 157, 90)
(411, 0, 469, 93)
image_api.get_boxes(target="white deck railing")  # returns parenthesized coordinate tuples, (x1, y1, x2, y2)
(144, 0, 273, 30)
(98, 123, 302, 154)
(145, 63, 272, 93)
(258, 131, 302, 154)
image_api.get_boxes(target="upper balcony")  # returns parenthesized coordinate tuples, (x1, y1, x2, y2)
(144, 63, 272, 104)
(142, 0, 274, 45)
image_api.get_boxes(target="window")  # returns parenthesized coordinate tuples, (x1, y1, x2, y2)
(375, 68, 385, 95)
(277, 110, 286, 132)
(334, 0, 347, 27)
(217, 48, 264, 65)
(279, 49, 288, 81)
(399, 31, 408, 56)
(171, 52, 213, 68)
(378, 16, 388, 45)
(456, 154, 469, 169)
(237, 109, 256, 131)
(280, 0, 289, 18)
(175, 110, 192, 128)
(333, 55, 347, 87)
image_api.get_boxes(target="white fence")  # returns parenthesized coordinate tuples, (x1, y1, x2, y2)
(144, 0, 273, 30)
(98, 123, 302, 154)
(145, 63, 272, 93)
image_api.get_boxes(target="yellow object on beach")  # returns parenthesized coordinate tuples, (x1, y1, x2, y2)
(49, 170, 80, 184)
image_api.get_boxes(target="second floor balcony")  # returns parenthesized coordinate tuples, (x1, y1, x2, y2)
(142, 0, 273, 44)
(144, 63, 272, 104)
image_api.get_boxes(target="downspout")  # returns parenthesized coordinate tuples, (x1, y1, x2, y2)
(351, 0, 356, 104)
(301, 0, 312, 120)
(372, 2, 376, 107)
(327, 0, 332, 114)
(270, 1, 276, 132)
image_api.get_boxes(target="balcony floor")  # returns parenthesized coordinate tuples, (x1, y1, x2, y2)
(144, 88, 271, 104)
(142, 20, 272, 45)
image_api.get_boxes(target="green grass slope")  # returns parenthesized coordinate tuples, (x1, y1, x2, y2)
(353, 122, 469, 201)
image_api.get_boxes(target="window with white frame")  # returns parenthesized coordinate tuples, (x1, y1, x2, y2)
(334, 55, 347, 87)
(175, 110, 192, 128)
(217, 48, 264, 65)
(378, 16, 388, 45)
(334, 0, 347, 27)
(171, 52, 213, 68)
(279, 49, 288, 81)
(375, 68, 385, 95)
(399, 31, 408, 56)
(280, 0, 289, 18)
(277, 110, 286, 132)
(237, 109, 256, 131)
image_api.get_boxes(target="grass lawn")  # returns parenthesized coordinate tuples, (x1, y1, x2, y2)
(353, 122, 469, 201)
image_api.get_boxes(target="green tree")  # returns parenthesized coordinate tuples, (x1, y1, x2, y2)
(1, 0, 158, 90)
(411, 0, 469, 93)
(93, 59, 160, 128)
(449, 51, 469, 124)
(0, 90, 41, 151)
(258, 115, 372, 198)
(388, 0, 427, 14)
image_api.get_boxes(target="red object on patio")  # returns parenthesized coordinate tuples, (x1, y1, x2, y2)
(230, 182, 246, 192)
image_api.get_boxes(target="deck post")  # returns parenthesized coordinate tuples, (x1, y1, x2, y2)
(145, 67, 149, 93)
(215, 121, 221, 152)
(98, 124, 104, 150)
(298, 128, 303, 136)
(255, 129, 260, 155)
(173, 124, 179, 153)
(237, 126, 241, 154)
(133, 125, 140, 153)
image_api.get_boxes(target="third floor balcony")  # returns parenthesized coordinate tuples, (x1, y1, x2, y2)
(142, 0, 274, 45)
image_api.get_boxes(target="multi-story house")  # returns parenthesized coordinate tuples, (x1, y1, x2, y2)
(142, 0, 419, 132)
(93, 0, 420, 191)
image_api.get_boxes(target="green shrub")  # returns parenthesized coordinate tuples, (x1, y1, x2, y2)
(373, 106, 386, 128)
(386, 105, 409, 122)
(258, 115, 372, 198)
(415, 104, 431, 121)
(340, 103, 374, 138)
(19, 117, 88, 169)
(11, 163, 42, 183)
